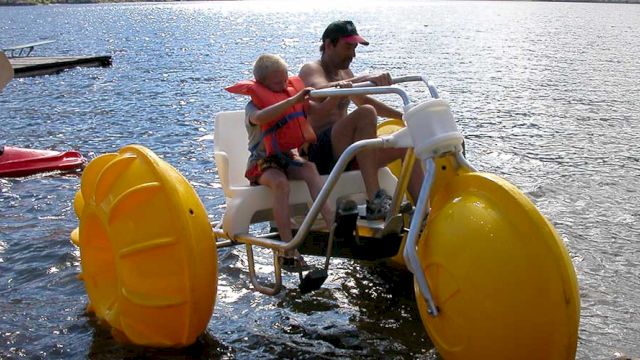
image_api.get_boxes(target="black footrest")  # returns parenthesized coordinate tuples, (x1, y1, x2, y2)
(334, 199, 358, 241)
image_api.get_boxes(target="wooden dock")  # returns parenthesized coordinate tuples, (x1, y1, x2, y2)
(9, 56, 112, 78)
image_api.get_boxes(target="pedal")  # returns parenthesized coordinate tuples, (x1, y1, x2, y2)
(298, 200, 357, 294)
(399, 201, 413, 214)
(299, 268, 328, 294)
(381, 214, 404, 237)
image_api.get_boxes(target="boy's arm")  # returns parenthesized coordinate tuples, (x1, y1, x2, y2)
(249, 88, 312, 125)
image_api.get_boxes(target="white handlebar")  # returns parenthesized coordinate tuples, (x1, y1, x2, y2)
(308, 74, 439, 102)
(309, 86, 412, 106)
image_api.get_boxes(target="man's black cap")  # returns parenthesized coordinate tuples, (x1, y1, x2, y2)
(321, 20, 369, 46)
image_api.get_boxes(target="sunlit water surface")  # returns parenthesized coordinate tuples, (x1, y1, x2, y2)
(1, 1, 639, 359)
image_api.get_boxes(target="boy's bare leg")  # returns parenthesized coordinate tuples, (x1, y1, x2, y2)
(330, 105, 380, 200)
(288, 160, 334, 227)
(258, 168, 292, 244)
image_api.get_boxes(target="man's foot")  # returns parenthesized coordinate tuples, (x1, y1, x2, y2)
(366, 189, 392, 220)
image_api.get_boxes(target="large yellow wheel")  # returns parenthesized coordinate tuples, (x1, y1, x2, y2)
(415, 155, 580, 359)
(73, 145, 217, 347)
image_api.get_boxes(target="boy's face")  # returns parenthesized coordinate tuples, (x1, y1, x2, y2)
(263, 67, 288, 92)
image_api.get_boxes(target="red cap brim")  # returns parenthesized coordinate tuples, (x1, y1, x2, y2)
(342, 35, 369, 46)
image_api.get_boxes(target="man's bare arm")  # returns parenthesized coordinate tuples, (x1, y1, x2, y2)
(299, 62, 330, 88)
(352, 95, 403, 119)
(299, 63, 401, 118)
(300, 64, 391, 89)
(299, 62, 349, 116)
(346, 70, 402, 119)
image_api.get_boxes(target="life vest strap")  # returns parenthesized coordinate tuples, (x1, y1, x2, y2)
(263, 111, 306, 135)
(248, 110, 306, 154)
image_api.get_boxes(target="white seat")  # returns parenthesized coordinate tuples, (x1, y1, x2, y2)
(213, 110, 397, 237)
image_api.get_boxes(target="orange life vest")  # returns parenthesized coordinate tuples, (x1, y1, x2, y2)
(225, 76, 317, 156)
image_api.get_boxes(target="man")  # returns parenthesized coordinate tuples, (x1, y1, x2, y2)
(299, 20, 422, 220)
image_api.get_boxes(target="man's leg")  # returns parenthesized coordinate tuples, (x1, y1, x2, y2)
(330, 105, 380, 200)
(376, 148, 424, 201)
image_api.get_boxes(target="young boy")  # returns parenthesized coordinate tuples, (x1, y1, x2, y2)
(234, 54, 334, 272)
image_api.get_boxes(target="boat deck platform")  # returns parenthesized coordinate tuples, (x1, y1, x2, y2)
(9, 56, 112, 78)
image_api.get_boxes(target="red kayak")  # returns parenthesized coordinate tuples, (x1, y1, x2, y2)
(0, 146, 85, 177)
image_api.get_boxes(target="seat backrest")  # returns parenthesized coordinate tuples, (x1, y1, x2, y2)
(214, 111, 251, 192)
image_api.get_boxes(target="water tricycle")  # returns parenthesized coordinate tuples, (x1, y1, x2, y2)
(70, 75, 580, 359)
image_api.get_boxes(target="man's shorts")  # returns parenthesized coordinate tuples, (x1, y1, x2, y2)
(302, 126, 358, 175)
(302, 126, 335, 175)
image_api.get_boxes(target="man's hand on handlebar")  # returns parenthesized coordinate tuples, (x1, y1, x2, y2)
(367, 73, 393, 86)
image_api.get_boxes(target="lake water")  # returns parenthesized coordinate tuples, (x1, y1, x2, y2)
(1, 1, 639, 359)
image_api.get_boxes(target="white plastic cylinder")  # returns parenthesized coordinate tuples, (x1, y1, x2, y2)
(403, 99, 464, 159)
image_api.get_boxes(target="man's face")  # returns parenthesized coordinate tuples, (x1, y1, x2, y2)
(327, 38, 358, 69)
(263, 67, 288, 92)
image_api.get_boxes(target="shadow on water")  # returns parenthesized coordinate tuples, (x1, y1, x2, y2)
(81, 258, 436, 359)
(348, 261, 436, 355)
(273, 260, 437, 359)
(85, 314, 234, 359)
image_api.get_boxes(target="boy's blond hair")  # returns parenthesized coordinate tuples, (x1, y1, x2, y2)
(253, 54, 288, 83)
